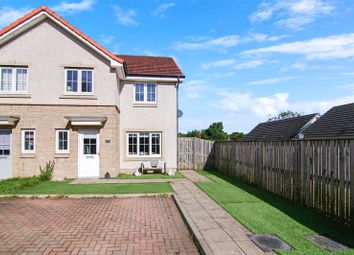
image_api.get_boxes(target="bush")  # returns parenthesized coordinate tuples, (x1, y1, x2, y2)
(0, 160, 55, 194)
(39, 161, 55, 181)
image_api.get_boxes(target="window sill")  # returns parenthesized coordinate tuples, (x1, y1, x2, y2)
(133, 103, 157, 108)
(124, 156, 162, 161)
(0, 93, 31, 98)
(20, 154, 35, 158)
(55, 153, 69, 158)
(59, 94, 97, 100)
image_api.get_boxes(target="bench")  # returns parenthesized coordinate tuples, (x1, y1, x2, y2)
(140, 160, 167, 175)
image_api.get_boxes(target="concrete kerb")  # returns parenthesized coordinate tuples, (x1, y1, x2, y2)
(172, 193, 213, 255)
(0, 193, 174, 199)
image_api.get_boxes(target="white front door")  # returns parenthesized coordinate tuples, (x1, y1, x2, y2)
(78, 130, 100, 178)
(0, 130, 12, 179)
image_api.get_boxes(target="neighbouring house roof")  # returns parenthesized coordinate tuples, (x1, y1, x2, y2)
(243, 114, 319, 141)
(0, 6, 124, 65)
(303, 102, 354, 139)
(116, 55, 185, 78)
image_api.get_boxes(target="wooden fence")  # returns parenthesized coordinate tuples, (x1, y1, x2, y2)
(208, 140, 354, 226)
(178, 137, 214, 170)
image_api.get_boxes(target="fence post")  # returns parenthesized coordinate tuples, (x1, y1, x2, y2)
(300, 140, 306, 205)
(350, 140, 354, 227)
(192, 138, 196, 170)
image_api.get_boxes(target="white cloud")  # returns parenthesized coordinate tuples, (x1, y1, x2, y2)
(234, 60, 264, 70)
(182, 80, 210, 99)
(100, 35, 114, 45)
(336, 83, 354, 91)
(52, 0, 95, 14)
(201, 59, 236, 70)
(247, 76, 295, 85)
(114, 6, 138, 26)
(173, 35, 240, 50)
(244, 32, 290, 43)
(216, 92, 289, 117)
(151, 3, 175, 18)
(244, 33, 354, 60)
(0, 7, 31, 27)
(250, 0, 335, 30)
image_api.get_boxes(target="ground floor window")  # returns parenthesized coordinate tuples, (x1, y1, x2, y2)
(21, 129, 35, 153)
(127, 132, 161, 157)
(56, 130, 69, 153)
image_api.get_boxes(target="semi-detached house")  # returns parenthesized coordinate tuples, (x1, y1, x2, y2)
(0, 6, 185, 180)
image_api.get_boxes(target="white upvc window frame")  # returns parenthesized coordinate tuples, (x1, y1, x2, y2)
(64, 68, 94, 95)
(56, 129, 70, 154)
(127, 132, 161, 157)
(0, 66, 28, 93)
(21, 129, 36, 154)
(133, 83, 157, 104)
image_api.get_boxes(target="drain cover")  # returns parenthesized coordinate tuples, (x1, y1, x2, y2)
(250, 234, 292, 252)
(308, 235, 348, 252)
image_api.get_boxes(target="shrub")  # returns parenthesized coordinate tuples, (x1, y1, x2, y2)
(0, 161, 55, 194)
(39, 160, 55, 181)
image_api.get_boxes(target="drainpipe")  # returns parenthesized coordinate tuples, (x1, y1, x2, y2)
(176, 77, 180, 172)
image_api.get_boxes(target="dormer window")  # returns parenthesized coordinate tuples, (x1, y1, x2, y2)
(0, 66, 28, 93)
(134, 83, 157, 103)
(65, 68, 93, 94)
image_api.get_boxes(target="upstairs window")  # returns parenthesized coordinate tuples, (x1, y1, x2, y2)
(134, 83, 156, 103)
(65, 68, 93, 94)
(0, 66, 28, 93)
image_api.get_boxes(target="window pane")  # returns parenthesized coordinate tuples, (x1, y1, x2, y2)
(66, 70, 78, 92)
(151, 133, 160, 155)
(16, 69, 27, 92)
(57, 131, 69, 152)
(83, 138, 97, 155)
(147, 84, 156, 102)
(139, 133, 149, 155)
(0, 133, 10, 156)
(128, 134, 137, 155)
(1, 68, 12, 91)
(135, 84, 144, 102)
(81, 70, 92, 92)
(24, 131, 34, 151)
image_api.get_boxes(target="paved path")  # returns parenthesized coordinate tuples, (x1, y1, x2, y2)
(0, 197, 198, 255)
(179, 170, 211, 182)
(172, 179, 271, 255)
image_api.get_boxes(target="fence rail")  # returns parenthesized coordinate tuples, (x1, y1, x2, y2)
(178, 137, 214, 170)
(177, 138, 354, 226)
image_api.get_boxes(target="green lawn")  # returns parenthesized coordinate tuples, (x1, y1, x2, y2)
(117, 171, 184, 179)
(0, 180, 173, 195)
(197, 170, 354, 255)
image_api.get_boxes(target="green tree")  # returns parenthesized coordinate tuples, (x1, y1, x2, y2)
(201, 122, 228, 141)
(229, 132, 245, 141)
(268, 110, 302, 121)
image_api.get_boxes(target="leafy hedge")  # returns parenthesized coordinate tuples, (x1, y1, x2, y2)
(0, 160, 55, 194)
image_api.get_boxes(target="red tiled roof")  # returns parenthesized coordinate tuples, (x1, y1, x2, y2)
(0, 5, 124, 64)
(116, 55, 185, 78)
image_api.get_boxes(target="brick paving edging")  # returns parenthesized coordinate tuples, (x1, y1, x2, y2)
(0, 193, 174, 199)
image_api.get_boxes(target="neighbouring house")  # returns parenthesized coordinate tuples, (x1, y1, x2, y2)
(303, 102, 354, 139)
(243, 114, 320, 141)
(0, 6, 184, 180)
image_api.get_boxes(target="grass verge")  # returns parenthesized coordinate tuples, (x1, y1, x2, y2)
(0, 180, 173, 195)
(197, 170, 354, 255)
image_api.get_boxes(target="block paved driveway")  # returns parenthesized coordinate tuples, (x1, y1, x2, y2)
(0, 197, 198, 255)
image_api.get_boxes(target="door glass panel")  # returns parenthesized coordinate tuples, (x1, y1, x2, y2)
(83, 137, 97, 155)
(0, 132, 10, 156)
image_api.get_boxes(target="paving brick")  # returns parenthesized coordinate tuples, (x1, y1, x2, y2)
(0, 197, 198, 254)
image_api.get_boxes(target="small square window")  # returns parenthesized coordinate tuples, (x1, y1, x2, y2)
(56, 130, 69, 153)
(134, 83, 157, 103)
(0, 67, 28, 93)
(65, 69, 93, 94)
(21, 129, 35, 154)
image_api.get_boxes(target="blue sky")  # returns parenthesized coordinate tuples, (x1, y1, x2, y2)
(1, 0, 354, 133)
